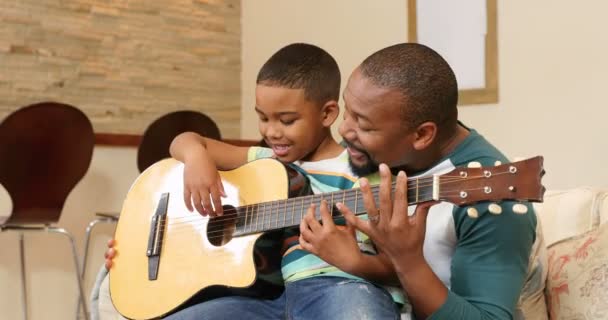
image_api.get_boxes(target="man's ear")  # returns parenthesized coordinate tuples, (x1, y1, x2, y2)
(321, 100, 340, 127)
(413, 122, 437, 150)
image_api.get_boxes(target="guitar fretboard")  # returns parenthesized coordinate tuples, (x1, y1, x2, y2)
(233, 177, 435, 236)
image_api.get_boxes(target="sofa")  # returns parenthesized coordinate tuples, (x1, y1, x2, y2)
(535, 187, 608, 319)
(94, 187, 608, 320)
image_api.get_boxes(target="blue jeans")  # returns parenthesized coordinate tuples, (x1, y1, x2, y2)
(164, 276, 401, 320)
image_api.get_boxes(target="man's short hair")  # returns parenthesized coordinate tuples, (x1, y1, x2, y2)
(257, 43, 341, 106)
(360, 43, 458, 133)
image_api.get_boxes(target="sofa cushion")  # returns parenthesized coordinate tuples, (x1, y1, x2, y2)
(545, 222, 608, 320)
(535, 187, 606, 247)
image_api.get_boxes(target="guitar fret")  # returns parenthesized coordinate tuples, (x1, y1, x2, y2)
(283, 199, 287, 229)
(354, 189, 359, 214)
(291, 197, 296, 226)
(243, 205, 249, 233)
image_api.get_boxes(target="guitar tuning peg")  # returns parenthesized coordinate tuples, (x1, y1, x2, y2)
(467, 161, 482, 168)
(512, 203, 528, 215)
(466, 207, 479, 218)
(494, 160, 502, 166)
(488, 203, 503, 215)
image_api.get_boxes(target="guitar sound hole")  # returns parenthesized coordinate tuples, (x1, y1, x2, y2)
(206, 205, 237, 246)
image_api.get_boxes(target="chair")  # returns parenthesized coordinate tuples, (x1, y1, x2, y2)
(80, 110, 222, 283)
(0, 101, 94, 320)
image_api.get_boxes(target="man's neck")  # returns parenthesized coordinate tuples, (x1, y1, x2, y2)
(437, 123, 469, 159)
(396, 124, 470, 175)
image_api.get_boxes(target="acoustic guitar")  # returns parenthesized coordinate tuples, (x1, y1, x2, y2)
(110, 156, 545, 319)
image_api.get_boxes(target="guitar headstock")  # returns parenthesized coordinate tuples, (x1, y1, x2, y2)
(438, 156, 546, 206)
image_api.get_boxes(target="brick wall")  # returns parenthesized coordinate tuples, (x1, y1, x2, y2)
(0, 0, 241, 137)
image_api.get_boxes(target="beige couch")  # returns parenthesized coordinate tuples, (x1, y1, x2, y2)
(535, 187, 608, 320)
(95, 187, 608, 320)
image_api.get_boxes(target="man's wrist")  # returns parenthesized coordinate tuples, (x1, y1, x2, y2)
(391, 254, 428, 277)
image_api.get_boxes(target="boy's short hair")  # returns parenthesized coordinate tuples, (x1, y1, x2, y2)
(256, 43, 341, 106)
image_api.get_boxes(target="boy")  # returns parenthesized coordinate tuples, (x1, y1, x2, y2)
(102, 43, 402, 320)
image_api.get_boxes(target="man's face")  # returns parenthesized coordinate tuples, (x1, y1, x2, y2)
(255, 85, 327, 163)
(339, 69, 416, 173)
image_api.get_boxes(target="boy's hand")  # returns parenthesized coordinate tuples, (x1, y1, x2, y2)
(104, 239, 116, 270)
(340, 164, 436, 266)
(182, 148, 226, 216)
(299, 200, 363, 273)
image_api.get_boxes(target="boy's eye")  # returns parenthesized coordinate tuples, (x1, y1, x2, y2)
(280, 118, 296, 125)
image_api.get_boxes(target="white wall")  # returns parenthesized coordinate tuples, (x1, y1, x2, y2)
(242, 0, 608, 190)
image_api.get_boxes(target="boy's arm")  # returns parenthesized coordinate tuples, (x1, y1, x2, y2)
(169, 132, 251, 215)
(169, 131, 249, 170)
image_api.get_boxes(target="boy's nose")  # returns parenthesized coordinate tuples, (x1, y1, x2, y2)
(266, 125, 282, 139)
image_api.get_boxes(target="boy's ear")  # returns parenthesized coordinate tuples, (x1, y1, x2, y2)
(320, 100, 339, 127)
(412, 121, 437, 150)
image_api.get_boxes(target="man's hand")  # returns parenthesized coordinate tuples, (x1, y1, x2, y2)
(182, 148, 226, 216)
(339, 164, 435, 266)
(298, 200, 363, 273)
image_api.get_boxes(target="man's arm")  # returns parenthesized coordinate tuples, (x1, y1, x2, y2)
(341, 166, 536, 319)
(422, 202, 536, 320)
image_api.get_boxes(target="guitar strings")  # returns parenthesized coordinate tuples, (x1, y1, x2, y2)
(161, 171, 512, 237)
(158, 170, 518, 241)
(164, 172, 477, 226)
(164, 170, 511, 228)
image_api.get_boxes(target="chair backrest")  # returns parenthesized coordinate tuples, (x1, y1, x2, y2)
(0, 102, 95, 224)
(137, 110, 221, 172)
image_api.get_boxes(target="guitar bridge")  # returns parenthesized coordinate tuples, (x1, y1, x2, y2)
(147, 193, 169, 280)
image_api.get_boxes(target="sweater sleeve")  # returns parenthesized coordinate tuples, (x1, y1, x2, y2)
(428, 201, 537, 320)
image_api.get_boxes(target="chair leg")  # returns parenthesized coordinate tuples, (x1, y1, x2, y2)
(48, 227, 90, 320)
(81, 218, 115, 280)
(19, 232, 28, 320)
(78, 218, 109, 319)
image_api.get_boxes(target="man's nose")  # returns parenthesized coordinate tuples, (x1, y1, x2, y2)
(339, 118, 356, 142)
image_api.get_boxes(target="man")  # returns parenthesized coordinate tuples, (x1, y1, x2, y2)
(298, 43, 545, 319)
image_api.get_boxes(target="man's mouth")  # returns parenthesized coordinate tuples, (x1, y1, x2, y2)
(344, 142, 369, 162)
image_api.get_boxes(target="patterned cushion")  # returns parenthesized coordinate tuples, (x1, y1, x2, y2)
(546, 223, 608, 320)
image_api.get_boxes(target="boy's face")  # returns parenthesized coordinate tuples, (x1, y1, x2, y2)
(255, 85, 329, 163)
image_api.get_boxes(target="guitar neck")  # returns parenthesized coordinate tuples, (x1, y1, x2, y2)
(233, 176, 436, 236)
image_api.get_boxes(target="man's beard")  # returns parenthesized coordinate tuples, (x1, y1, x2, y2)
(345, 143, 380, 177)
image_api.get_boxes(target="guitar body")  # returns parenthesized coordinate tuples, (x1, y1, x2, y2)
(110, 158, 292, 320)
